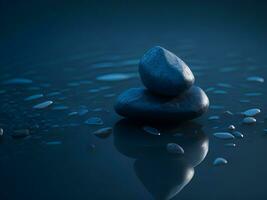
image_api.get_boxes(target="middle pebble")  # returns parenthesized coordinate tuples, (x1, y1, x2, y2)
(139, 46, 195, 96)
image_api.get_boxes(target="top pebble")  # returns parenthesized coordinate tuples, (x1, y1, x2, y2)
(139, 46, 195, 96)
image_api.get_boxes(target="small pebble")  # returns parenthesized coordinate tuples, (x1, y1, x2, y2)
(213, 157, 228, 166)
(33, 101, 53, 109)
(242, 117, 256, 124)
(24, 94, 44, 101)
(85, 117, 104, 125)
(223, 110, 234, 116)
(12, 129, 30, 139)
(143, 126, 160, 136)
(213, 132, 235, 140)
(0, 128, 3, 136)
(246, 76, 264, 83)
(166, 143, 185, 154)
(232, 131, 244, 138)
(224, 143, 236, 147)
(93, 127, 112, 138)
(228, 125, 235, 131)
(242, 108, 261, 117)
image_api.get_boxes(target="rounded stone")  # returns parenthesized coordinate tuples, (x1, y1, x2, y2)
(114, 86, 209, 122)
(139, 46, 195, 96)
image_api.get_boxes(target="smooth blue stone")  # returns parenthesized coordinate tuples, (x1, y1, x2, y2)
(114, 86, 209, 122)
(139, 46, 195, 96)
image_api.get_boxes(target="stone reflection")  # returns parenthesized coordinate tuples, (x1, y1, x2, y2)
(113, 119, 209, 200)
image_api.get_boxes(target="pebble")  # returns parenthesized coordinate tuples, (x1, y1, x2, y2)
(85, 117, 104, 125)
(166, 143, 185, 154)
(228, 125, 235, 131)
(139, 46, 195, 96)
(12, 129, 30, 139)
(242, 108, 261, 117)
(223, 110, 234, 116)
(232, 131, 244, 138)
(114, 86, 209, 122)
(213, 157, 228, 166)
(242, 117, 256, 124)
(224, 143, 236, 147)
(0, 128, 3, 137)
(246, 76, 264, 83)
(93, 127, 112, 138)
(24, 94, 44, 101)
(208, 116, 220, 120)
(213, 132, 235, 140)
(143, 126, 161, 136)
(33, 101, 53, 109)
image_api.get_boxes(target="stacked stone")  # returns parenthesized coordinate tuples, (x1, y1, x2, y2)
(114, 46, 209, 122)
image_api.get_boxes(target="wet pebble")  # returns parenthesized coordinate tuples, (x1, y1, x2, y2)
(213, 157, 228, 166)
(24, 94, 44, 101)
(85, 117, 103, 125)
(242, 117, 256, 124)
(0, 128, 3, 137)
(12, 129, 30, 139)
(232, 131, 244, 138)
(213, 132, 235, 140)
(166, 143, 185, 154)
(228, 125, 235, 131)
(242, 108, 261, 117)
(33, 101, 53, 109)
(139, 46, 195, 96)
(223, 110, 234, 116)
(143, 126, 160, 136)
(246, 76, 264, 83)
(93, 127, 112, 138)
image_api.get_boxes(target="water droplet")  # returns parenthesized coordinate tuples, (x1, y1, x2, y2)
(85, 117, 103, 125)
(24, 94, 44, 101)
(213, 157, 228, 166)
(246, 76, 264, 83)
(143, 126, 160, 136)
(166, 143, 185, 154)
(93, 127, 112, 138)
(33, 101, 53, 109)
(242, 108, 261, 117)
(232, 131, 244, 138)
(213, 132, 235, 140)
(242, 117, 256, 124)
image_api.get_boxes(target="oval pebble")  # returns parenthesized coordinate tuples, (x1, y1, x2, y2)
(228, 125, 235, 131)
(143, 126, 160, 136)
(242, 108, 261, 117)
(166, 143, 185, 154)
(33, 101, 53, 109)
(213, 157, 228, 166)
(242, 117, 256, 124)
(93, 127, 112, 138)
(232, 131, 244, 138)
(213, 132, 235, 140)
(0, 128, 3, 136)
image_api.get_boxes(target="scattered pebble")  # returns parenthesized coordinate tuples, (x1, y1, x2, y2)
(224, 143, 236, 147)
(33, 101, 53, 109)
(246, 76, 264, 83)
(3, 78, 33, 85)
(213, 132, 235, 140)
(85, 117, 104, 125)
(242, 117, 256, 124)
(143, 126, 161, 136)
(208, 115, 220, 120)
(232, 131, 244, 138)
(12, 129, 30, 139)
(24, 94, 44, 101)
(213, 157, 228, 166)
(46, 141, 62, 145)
(93, 127, 112, 138)
(0, 128, 3, 137)
(242, 108, 261, 117)
(228, 125, 235, 131)
(166, 143, 185, 154)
